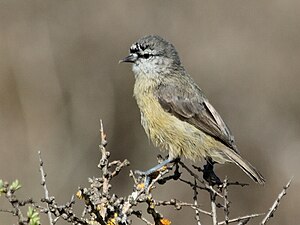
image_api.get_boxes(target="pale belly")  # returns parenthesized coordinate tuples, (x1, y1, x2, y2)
(137, 93, 228, 163)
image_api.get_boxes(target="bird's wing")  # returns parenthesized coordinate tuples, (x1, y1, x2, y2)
(155, 78, 238, 152)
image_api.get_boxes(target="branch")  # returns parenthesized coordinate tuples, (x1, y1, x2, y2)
(193, 178, 202, 225)
(261, 178, 293, 224)
(0, 119, 293, 225)
(178, 161, 224, 198)
(38, 151, 54, 225)
(223, 177, 230, 225)
(210, 185, 218, 225)
(218, 213, 264, 225)
(156, 199, 211, 217)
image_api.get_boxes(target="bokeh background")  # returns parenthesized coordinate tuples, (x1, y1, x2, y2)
(0, 1, 299, 224)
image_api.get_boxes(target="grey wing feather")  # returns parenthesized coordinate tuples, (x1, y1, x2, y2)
(155, 79, 238, 152)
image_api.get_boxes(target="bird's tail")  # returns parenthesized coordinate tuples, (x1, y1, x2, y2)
(222, 147, 265, 185)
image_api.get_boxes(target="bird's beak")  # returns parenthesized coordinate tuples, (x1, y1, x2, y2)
(119, 53, 138, 63)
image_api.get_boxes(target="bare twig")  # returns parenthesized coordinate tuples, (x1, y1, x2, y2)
(218, 213, 264, 225)
(132, 211, 152, 225)
(156, 199, 212, 217)
(146, 197, 167, 225)
(261, 178, 293, 225)
(38, 151, 54, 225)
(237, 218, 250, 225)
(193, 178, 202, 225)
(210, 186, 218, 225)
(97, 119, 110, 221)
(0, 209, 14, 214)
(147, 164, 174, 193)
(0, 184, 34, 224)
(179, 178, 207, 191)
(98, 119, 109, 192)
(111, 159, 130, 177)
(226, 181, 249, 187)
(178, 161, 224, 198)
(223, 177, 230, 224)
(0, 119, 292, 225)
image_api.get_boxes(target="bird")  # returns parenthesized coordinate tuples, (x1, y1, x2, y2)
(120, 35, 265, 184)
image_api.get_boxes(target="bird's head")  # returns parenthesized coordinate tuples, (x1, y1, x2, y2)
(120, 35, 183, 76)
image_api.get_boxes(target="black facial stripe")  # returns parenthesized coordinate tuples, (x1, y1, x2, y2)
(139, 52, 153, 59)
(143, 53, 150, 58)
(130, 43, 140, 53)
(129, 43, 155, 59)
(140, 44, 149, 51)
(130, 48, 138, 53)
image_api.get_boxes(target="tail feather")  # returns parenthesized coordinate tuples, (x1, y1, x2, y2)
(222, 147, 265, 185)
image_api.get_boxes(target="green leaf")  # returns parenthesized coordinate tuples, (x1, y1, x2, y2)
(0, 179, 5, 195)
(27, 206, 40, 225)
(10, 179, 21, 191)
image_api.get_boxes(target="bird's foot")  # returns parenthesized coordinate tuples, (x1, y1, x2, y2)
(134, 157, 177, 191)
(134, 169, 161, 189)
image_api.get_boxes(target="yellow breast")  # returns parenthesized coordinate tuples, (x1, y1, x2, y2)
(133, 75, 225, 161)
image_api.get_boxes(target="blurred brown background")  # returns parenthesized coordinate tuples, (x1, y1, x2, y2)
(0, 1, 299, 224)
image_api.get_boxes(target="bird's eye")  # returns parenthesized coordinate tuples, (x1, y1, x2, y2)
(143, 53, 151, 59)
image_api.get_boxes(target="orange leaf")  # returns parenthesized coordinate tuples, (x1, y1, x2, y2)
(160, 218, 171, 225)
(137, 183, 145, 190)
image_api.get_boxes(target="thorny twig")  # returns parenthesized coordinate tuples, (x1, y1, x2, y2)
(38, 151, 54, 225)
(132, 210, 152, 225)
(0, 119, 293, 225)
(178, 161, 224, 198)
(237, 218, 250, 225)
(210, 185, 218, 225)
(223, 177, 230, 224)
(218, 213, 265, 225)
(155, 199, 211, 216)
(0, 185, 33, 224)
(261, 178, 293, 224)
(193, 178, 202, 225)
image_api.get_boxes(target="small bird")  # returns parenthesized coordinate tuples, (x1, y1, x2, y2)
(120, 35, 265, 184)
